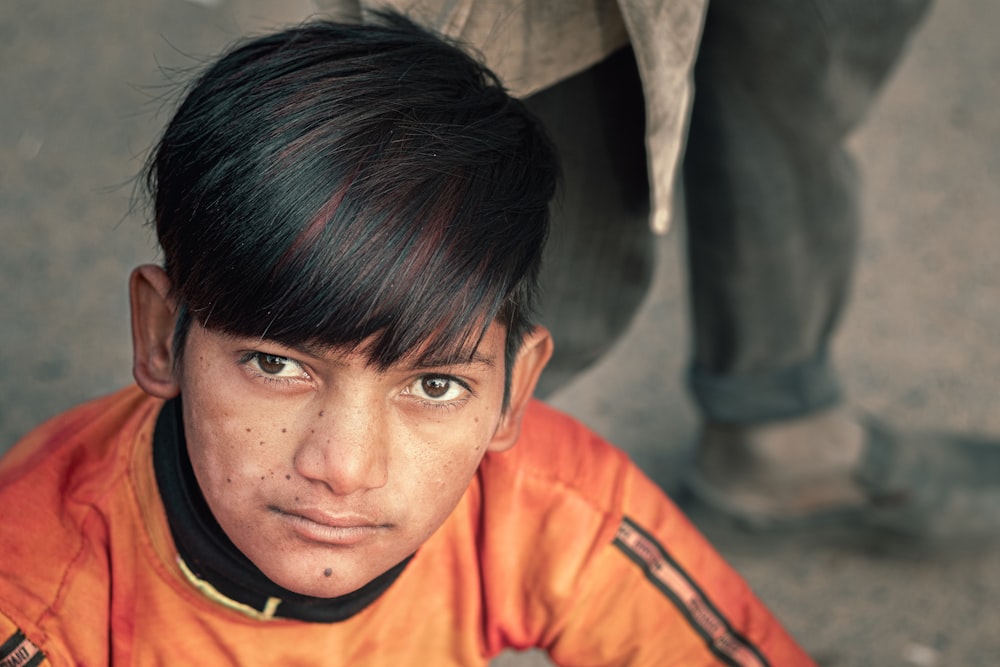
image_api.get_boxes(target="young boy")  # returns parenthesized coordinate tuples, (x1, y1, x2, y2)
(0, 14, 814, 666)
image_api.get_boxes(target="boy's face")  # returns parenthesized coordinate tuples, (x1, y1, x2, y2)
(131, 265, 551, 599)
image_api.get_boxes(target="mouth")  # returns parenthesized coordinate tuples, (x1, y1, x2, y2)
(270, 506, 386, 546)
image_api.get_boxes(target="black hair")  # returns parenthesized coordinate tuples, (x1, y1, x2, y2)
(143, 12, 559, 405)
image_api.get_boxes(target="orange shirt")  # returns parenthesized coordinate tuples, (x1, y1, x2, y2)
(0, 386, 814, 666)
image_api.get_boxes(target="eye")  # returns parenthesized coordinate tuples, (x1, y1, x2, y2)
(409, 375, 468, 403)
(245, 352, 307, 379)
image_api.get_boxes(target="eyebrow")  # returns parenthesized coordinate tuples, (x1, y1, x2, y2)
(407, 350, 497, 370)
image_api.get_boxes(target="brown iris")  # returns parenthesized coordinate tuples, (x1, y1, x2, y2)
(421, 376, 451, 398)
(258, 354, 287, 374)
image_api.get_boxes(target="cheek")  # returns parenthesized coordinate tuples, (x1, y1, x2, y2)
(414, 414, 496, 494)
(183, 386, 295, 494)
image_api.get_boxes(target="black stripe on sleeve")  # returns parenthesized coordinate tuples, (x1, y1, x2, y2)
(612, 515, 770, 667)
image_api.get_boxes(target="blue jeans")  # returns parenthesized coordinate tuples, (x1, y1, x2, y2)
(529, 0, 931, 423)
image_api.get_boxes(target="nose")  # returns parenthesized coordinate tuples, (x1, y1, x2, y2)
(293, 402, 389, 495)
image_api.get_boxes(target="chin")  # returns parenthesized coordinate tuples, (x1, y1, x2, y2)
(261, 559, 376, 599)
(271, 569, 367, 599)
(291, 581, 364, 599)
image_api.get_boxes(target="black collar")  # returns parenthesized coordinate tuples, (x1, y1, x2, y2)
(152, 397, 411, 623)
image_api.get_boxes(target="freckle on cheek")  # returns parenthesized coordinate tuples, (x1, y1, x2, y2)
(285, 474, 291, 480)
(282, 428, 287, 433)
(246, 428, 251, 433)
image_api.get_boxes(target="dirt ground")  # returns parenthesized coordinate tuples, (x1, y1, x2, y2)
(2, 1, 998, 665)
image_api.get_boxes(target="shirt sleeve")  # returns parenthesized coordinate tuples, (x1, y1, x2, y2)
(543, 469, 817, 667)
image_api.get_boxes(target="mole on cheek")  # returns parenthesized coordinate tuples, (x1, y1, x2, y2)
(318, 411, 325, 417)
(282, 428, 287, 433)
(324, 568, 333, 577)
(285, 474, 291, 480)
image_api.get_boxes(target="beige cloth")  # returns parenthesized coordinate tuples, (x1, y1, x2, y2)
(232, 0, 707, 232)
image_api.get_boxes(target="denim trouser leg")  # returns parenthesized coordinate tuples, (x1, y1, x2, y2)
(685, 0, 932, 424)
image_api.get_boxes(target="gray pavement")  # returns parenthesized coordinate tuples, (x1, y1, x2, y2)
(2, 1, 999, 665)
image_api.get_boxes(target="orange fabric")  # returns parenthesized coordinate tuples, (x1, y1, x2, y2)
(0, 386, 815, 666)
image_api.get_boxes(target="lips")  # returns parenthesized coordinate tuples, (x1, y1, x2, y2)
(271, 506, 385, 546)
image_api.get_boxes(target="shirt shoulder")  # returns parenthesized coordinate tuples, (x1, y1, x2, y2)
(0, 386, 162, 661)
(484, 399, 634, 515)
(474, 400, 655, 649)
(474, 400, 816, 665)
(0, 385, 158, 484)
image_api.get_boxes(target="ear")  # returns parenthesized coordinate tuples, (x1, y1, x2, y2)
(487, 326, 554, 453)
(130, 264, 181, 399)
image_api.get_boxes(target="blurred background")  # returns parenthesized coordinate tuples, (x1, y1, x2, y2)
(1, 1, 998, 664)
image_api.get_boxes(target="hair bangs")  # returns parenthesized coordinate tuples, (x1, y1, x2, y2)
(181, 148, 517, 370)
